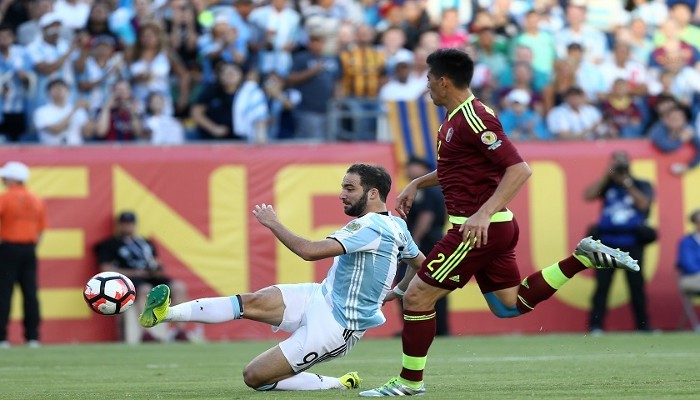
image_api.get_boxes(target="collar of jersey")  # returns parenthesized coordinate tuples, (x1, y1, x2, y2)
(448, 94, 475, 121)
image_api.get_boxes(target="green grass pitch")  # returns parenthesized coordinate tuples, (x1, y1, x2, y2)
(2, 333, 699, 399)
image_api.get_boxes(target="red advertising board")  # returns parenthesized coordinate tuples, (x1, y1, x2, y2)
(2, 141, 698, 344)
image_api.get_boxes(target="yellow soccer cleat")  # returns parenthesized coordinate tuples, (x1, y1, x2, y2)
(340, 371, 362, 389)
(139, 284, 171, 328)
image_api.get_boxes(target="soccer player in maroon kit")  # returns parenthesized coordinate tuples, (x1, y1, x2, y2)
(360, 49, 641, 397)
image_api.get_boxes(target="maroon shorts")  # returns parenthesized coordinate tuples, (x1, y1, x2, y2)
(417, 218, 521, 292)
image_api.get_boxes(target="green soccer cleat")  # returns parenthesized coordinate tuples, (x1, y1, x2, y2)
(573, 236, 640, 272)
(358, 377, 426, 397)
(340, 371, 362, 389)
(139, 284, 171, 328)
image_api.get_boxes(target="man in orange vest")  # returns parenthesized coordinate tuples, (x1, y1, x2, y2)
(0, 161, 46, 349)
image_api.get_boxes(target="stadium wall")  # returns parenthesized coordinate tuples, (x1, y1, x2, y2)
(3, 141, 698, 344)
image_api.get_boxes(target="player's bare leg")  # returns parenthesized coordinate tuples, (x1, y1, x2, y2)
(140, 285, 360, 391)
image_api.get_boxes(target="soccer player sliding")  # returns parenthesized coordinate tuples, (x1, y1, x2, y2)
(360, 49, 639, 397)
(139, 164, 426, 392)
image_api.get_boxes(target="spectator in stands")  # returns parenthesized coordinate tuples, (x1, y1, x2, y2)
(400, 0, 431, 50)
(287, 33, 340, 140)
(379, 27, 413, 75)
(599, 41, 650, 97)
(94, 211, 190, 342)
(16, 0, 52, 46)
(658, 49, 700, 110)
(144, 91, 185, 144)
(198, 16, 247, 83)
(655, 2, 700, 50)
(437, 8, 468, 50)
(512, 10, 557, 85)
(472, 27, 510, 86)
(542, 59, 577, 114)
(191, 62, 268, 142)
(649, 19, 699, 73)
(85, 1, 120, 46)
(75, 35, 125, 114)
(534, 0, 566, 34)
(489, 0, 520, 39)
(27, 13, 78, 109)
(500, 89, 550, 140)
(54, 0, 92, 32)
(649, 105, 700, 175)
(303, 0, 346, 55)
(0, 0, 29, 32)
(263, 71, 300, 140)
(546, 86, 606, 140)
(509, 45, 550, 93)
(425, 0, 474, 28)
(339, 24, 385, 141)
(566, 43, 606, 104)
(498, 62, 544, 115)
(627, 0, 669, 30)
(616, 18, 655, 66)
(677, 209, 700, 294)
(248, 0, 301, 77)
(0, 24, 32, 142)
(378, 53, 425, 101)
(94, 80, 145, 142)
(602, 78, 644, 138)
(555, 3, 608, 65)
(33, 78, 91, 145)
(164, 0, 201, 75)
(129, 22, 191, 117)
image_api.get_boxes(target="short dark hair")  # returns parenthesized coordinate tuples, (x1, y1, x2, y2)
(690, 209, 700, 224)
(47, 78, 68, 91)
(426, 48, 474, 89)
(346, 164, 392, 202)
(0, 23, 13, 33)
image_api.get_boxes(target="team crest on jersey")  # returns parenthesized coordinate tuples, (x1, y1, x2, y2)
(446, 127, 454, 142)
(346, 221, 362, 231)
(481, 131, 502, 151)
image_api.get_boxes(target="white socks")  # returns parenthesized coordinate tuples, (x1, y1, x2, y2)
(165, 297, 241, 323)
(272, 373, 344, 390)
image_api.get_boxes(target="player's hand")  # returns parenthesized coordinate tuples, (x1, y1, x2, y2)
(252, 203, 279, 228)
(382, 290, 401, 305)
(460, 210, 490, 248)
(395, 182, 419, 220)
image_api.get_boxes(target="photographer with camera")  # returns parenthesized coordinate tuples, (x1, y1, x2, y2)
(583, 151, 656, 334)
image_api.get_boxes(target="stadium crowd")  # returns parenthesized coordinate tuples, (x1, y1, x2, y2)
(0, 0, 699, 158)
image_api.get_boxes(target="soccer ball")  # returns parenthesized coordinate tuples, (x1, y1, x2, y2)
(83, 272, 137, 315)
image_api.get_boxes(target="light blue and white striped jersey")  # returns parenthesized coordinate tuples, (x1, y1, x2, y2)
(322, 212, 419, 331)
(0, 45, 32, 113)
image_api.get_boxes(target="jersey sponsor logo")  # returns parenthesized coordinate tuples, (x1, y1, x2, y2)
(446, 127, 454, 142)
(481, 131, 502, 151)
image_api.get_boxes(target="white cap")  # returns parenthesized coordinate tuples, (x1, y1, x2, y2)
(506, 89, 531, 105)
(0, 161, 30, 182)
(39, 13, 62, 28)
(394, 51, 414, 65)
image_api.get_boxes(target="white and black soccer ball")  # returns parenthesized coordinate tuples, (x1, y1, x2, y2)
(83, 272, 136, 315)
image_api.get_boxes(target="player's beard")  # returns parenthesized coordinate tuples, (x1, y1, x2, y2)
(344, 191, 369, 217)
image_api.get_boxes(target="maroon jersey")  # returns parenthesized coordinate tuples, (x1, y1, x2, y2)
(436, 95, 524, 217)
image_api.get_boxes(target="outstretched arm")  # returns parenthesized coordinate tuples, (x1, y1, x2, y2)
(253, 203, 344, 261)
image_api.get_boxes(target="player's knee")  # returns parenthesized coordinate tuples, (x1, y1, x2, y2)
(242, 365, 266, 389)
(402, 286, 435, 310)
(483, 292, 521, 318)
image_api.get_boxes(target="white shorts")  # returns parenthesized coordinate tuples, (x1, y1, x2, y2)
(273, 283, 365, 373)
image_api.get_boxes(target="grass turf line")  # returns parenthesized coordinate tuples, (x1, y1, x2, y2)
(1, 333, 699, 399)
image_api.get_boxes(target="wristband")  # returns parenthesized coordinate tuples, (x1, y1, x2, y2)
(392, 286, 405, 296)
